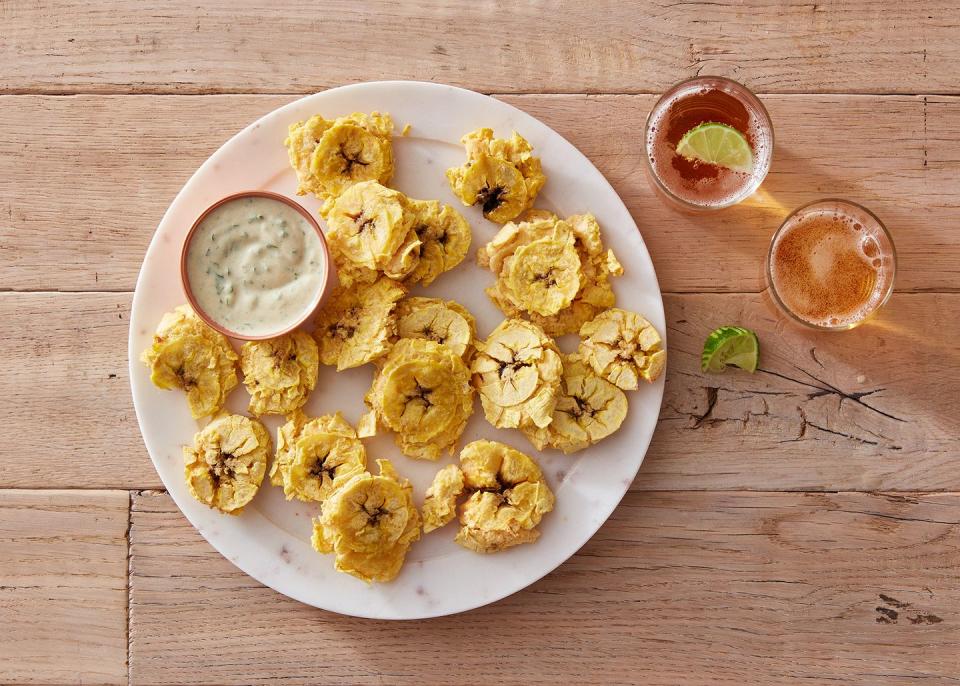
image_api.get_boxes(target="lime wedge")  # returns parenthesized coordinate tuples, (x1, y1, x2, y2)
(676, 122, 754, 173)
(701, 326, 759, 373)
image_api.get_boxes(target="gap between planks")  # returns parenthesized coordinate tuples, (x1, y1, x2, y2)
(4, 89, 960, 97)
(125, 490, 133, 686)
(2, 288, 959, 298)
(4, 93, 957, 293)
(125, 489, 960, 685)
(104, 487, 960, 684)
(4, 291, 954, 492)
(11, 488, 960, 496)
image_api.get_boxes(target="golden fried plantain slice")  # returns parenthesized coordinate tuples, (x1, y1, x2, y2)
(315, 461, 416, 553)
(422, 464, 466, 533)
(501, 230, 582, 317)
(405, 199, 472, 286)
(272, 411, 367, 500)
(327, 188, 472, 287)
(382, 225, 423, 282)
(450, 153, 528, 224)
(142, 304, 226, 350)
(240, 330, 319, 416)
(470, 319, 562, 430)
(311, 459, 421, 583)
(149, 336, 223, 419)
(183, 413, 271, 515)
(394, 296, 476, 360)
(271, 410, 307, 488)
(530, 213, 623, 336)
(454, 440, 554, 553)
(464, 129, 546, 199)
(328, 540, 411, 583)
(314, 276, 406, 370)
(446, 128, 546, 223)
(313, 123, 393, 198)
(478, 213, 624, 335)
(325, 181, 413, 274)
(285, 414, 367, 502)
(285, 114, 334, 195)
(365, 339, 474, 460)
(477, 215, 556, 275)
(141, 305, 238, 419)
(514, 208, 559, 224)
(578, 308, 666, 390)
(284, 112, 394, 202)
(521, 354, 628, 454)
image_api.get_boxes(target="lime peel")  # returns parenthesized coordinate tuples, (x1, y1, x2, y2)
(676, 122, 754, 174)
(701, 326, 759, 373)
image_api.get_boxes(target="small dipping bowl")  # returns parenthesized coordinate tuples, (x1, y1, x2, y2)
(180, 191, 331, 341)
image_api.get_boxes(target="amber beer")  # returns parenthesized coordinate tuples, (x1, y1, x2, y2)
(767, 200, 896, 329)
(645, 76, 773, 209)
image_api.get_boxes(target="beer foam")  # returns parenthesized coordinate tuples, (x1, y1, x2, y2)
(770, 209, 891, 327)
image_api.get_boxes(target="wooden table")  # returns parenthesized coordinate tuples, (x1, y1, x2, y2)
(2, 2, 959, 684)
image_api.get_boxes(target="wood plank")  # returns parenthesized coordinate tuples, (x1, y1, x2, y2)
(129, 489, 960, 685)
(2, 1, 959, 95)
(503, 93, 960, 294)
(3, 292, 955, 491)
(0, 490, 129, 686)
(638, 291, 959, 491)
(2, 94, 958, 293)
(0, 292, 160, 489)
(0, 95, 293, 292)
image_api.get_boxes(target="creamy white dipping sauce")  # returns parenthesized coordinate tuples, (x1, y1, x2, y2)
(186, 195, 326, 337)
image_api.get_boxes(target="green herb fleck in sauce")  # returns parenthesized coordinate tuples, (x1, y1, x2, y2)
(186, 196, 325, 337)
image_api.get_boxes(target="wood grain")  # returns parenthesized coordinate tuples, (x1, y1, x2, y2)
(129, 489, 960, 685)
(0, 292, 158, 489)
(5, 3, 960, 684)
(2, 1, 959, 95)
(5, 291, 955, 491)
(0, 490, 129, 686)
(2, 94, 958, 293)
(507, 93, 960, 294)
(641, 291, 960, 491)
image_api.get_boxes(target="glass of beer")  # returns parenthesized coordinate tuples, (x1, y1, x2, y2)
(767, 199, 896, 330)
(644, 76, 774, 210)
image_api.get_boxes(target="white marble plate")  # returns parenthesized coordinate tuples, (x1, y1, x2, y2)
(128, 81, 665, 619)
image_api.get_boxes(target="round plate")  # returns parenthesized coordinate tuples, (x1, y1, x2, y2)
(128, 81, 665, 619)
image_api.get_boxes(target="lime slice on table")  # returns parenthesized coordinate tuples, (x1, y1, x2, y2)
(676, 122, 754, 173)
(701, 326, 759, 373)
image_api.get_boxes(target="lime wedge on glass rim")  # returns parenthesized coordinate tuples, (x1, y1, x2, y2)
(702, 326, 759, 373)
(676, 122, 754, 173)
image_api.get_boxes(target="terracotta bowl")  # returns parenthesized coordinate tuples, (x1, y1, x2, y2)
(180, 190, 332, 340)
